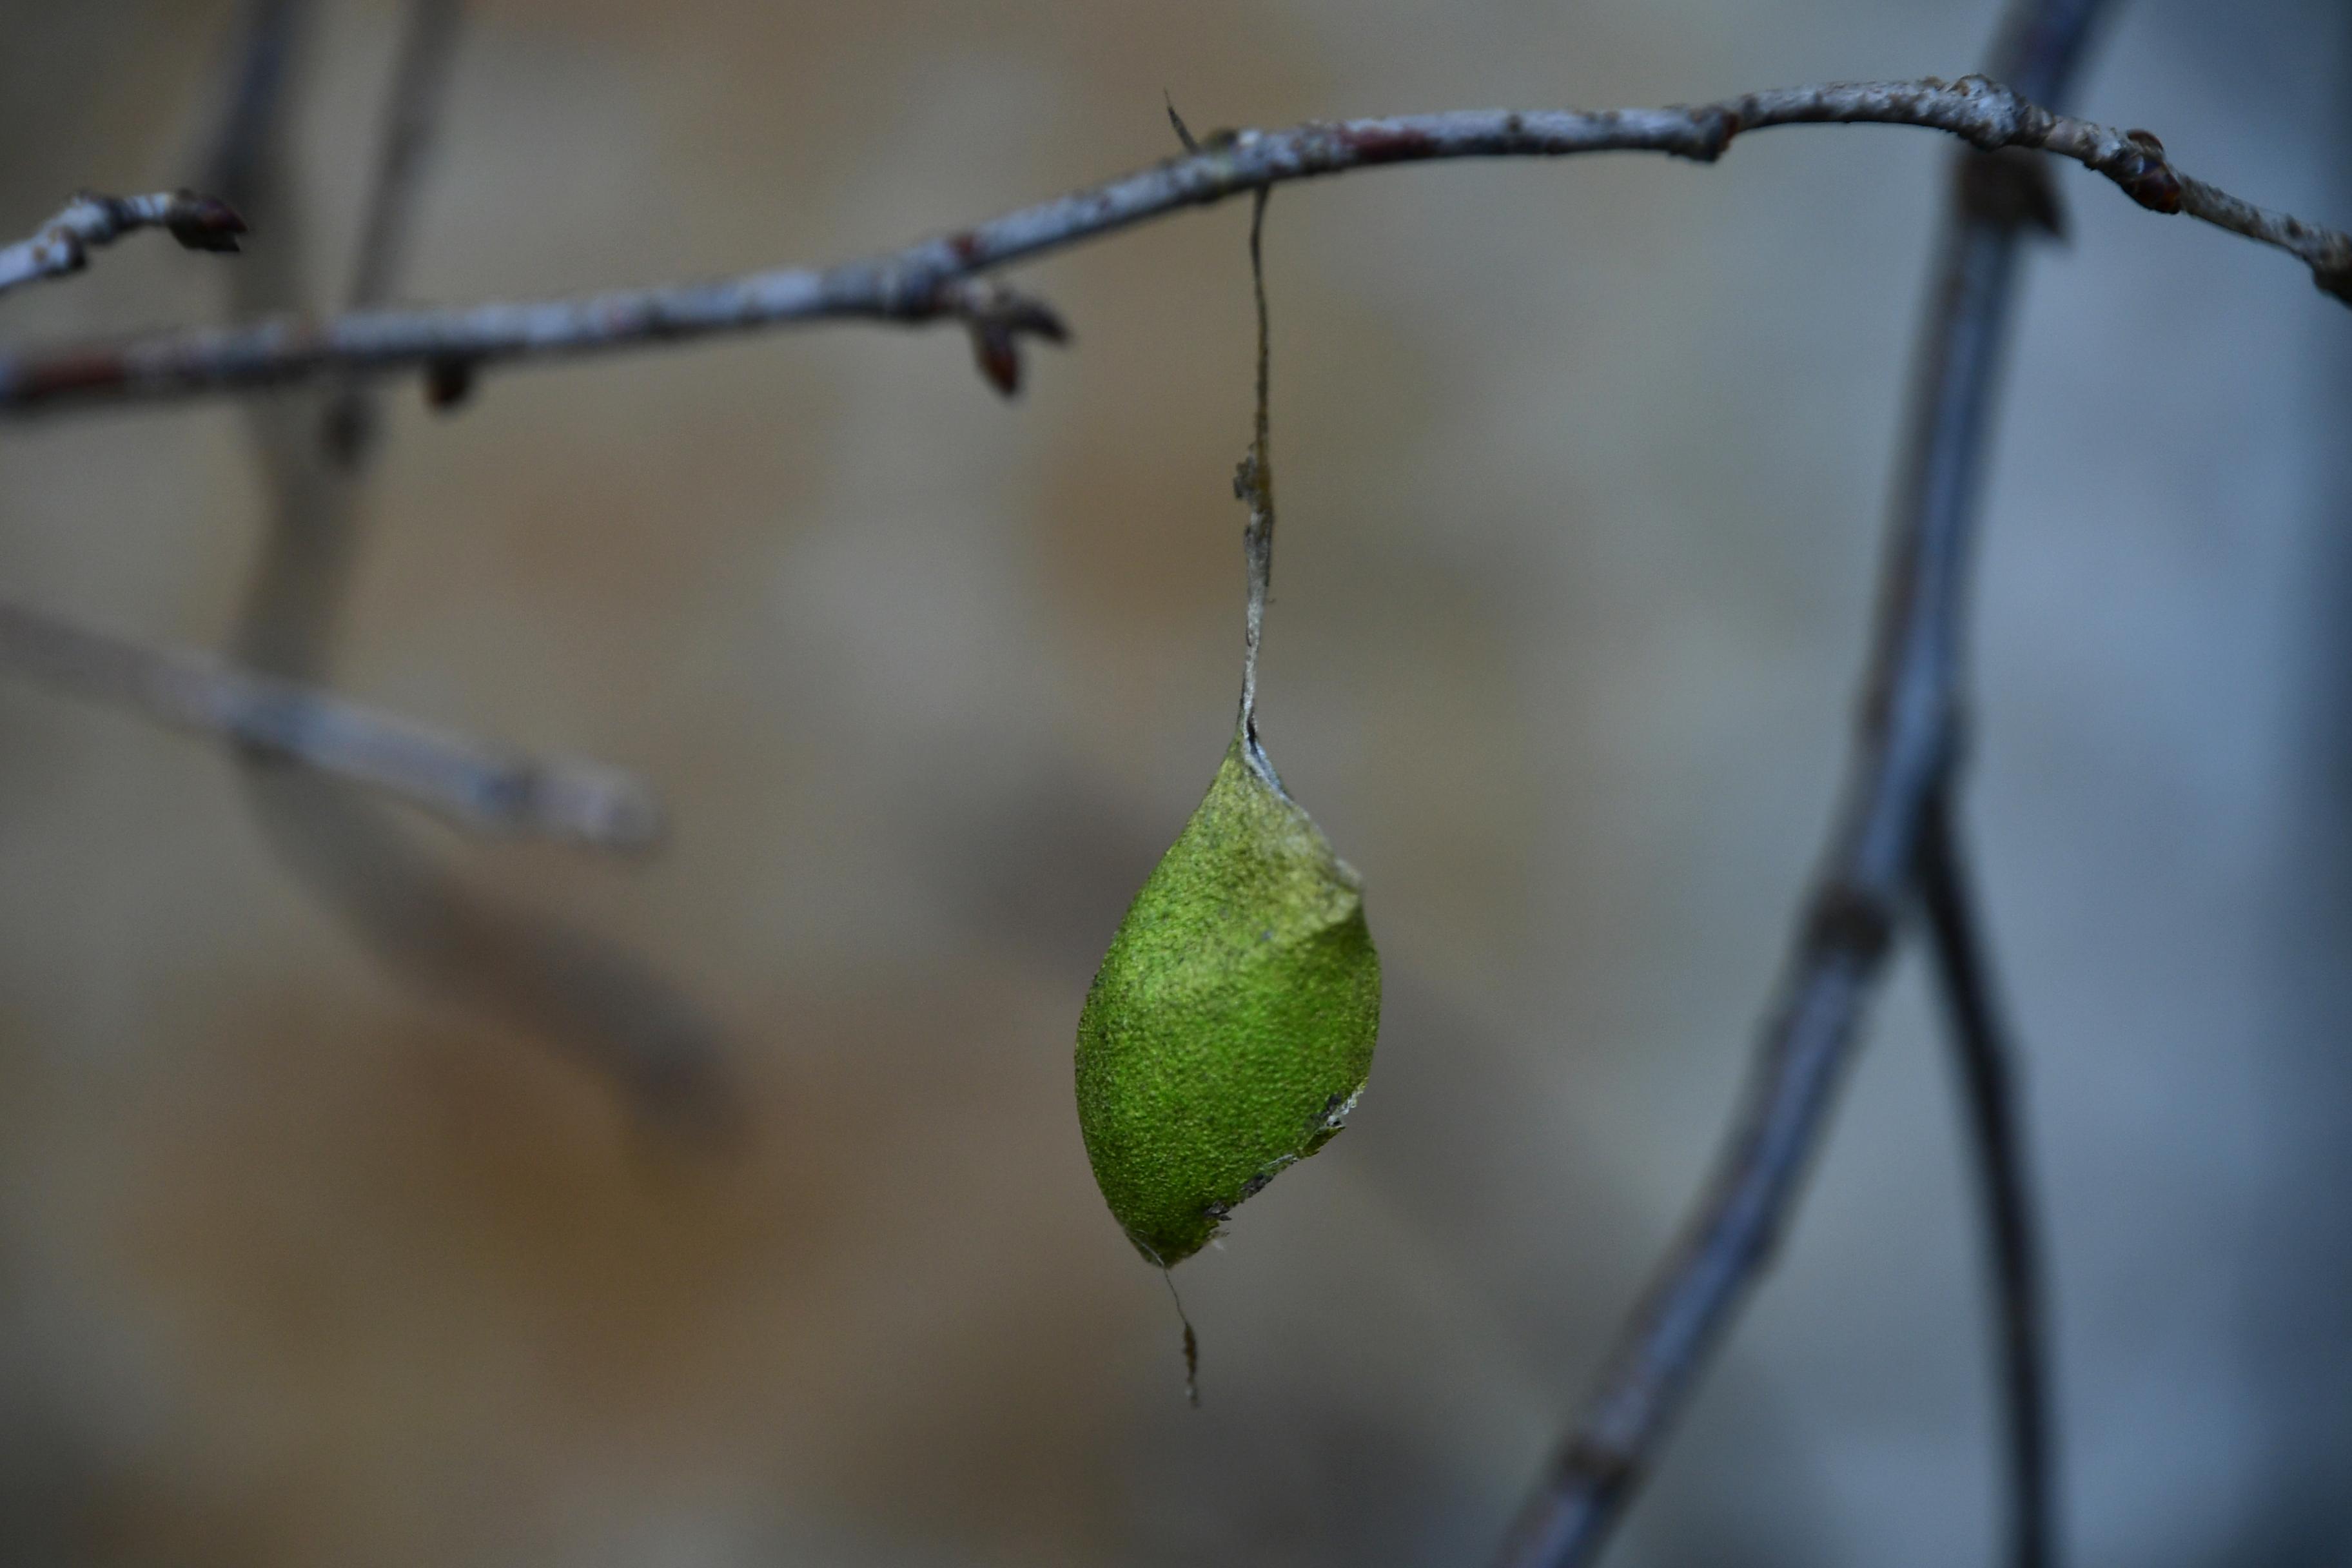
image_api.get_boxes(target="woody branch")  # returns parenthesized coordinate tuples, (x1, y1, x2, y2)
(0, 593, 660, 847)
(0, 74, 2340, 413)
(1496, 0, 2104, 1562)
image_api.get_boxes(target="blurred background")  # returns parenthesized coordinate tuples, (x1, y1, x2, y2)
(1, 0, 2347, 1563)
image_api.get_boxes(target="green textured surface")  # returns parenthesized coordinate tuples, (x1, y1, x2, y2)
(1075, 738, 1381, 1266)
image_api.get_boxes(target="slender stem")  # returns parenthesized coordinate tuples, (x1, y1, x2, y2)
(197, 0, 304, 206)
(1159, 1267, 1202, 1409)
(1, 74, 2340, 412)
(1917, 789, 2055, 1568)
(319, 0, 464, 464)
(1235, 189, 1273, 757)
(345, 0, 460, 315)
(1494, 5, 2106, 1565)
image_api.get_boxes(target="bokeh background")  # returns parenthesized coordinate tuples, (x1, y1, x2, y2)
(2, 1, 2347, 1563)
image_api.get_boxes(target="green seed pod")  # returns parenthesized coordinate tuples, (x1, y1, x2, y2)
(1073, 190, 1380, 1273)
(1075, 737, 1380, 1266)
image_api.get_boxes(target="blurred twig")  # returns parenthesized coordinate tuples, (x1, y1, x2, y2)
(343, 0, 459, 326)
(1917, 787, 2054, 1568)
(197, 0, 303, 208)
(0, 190, 244, 299)
(0, 5, 647, 850)
(0, 72, 2342, 411)
(0, 592, 658, 847)
(209, 0, 740, 1141)
(322, 0, 463, 464)
(1494, 5, 2107, 1566)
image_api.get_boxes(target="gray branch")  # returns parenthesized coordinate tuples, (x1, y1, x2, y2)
(0, 593, 659, 847)
(0, 74, 2339, 411)
(1917, 787, 2056, 1568)
(0, 190, 245, 300)
(1493, 5, 2106, 1565)
(204, 0, 741, 1142)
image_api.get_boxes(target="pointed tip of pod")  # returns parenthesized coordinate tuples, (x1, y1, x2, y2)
(1075, 739, 1381, 1266)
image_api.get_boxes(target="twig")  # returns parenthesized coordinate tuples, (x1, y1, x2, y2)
(208, 0, 740, 1142)
(320, 0, 462, 460)
(0, 593, 658, 847)
(197, 0, 304, 206)
(1917, 787, 2055, 1568)
(0, 190, 245, 300)
(0, 72, 2340, 413)
(343, 0, 460, 318)
(1494, 6, 2106, 1565)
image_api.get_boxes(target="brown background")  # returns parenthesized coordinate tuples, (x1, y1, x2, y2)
(1, 1, 2349, 1563)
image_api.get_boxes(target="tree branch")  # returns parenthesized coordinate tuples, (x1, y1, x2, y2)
(0, 593, 658, 847)
(203, 0, 741, 1143)
(1494, 5, 2106, 1565)
(0, 74, 2338, 412)
(320, 0, 464, 462)
(0, 190, 245, 300)
(1917, 787, 2055, 1568)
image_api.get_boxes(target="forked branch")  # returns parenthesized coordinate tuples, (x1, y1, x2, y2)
(2, 0, 2305, 1550)
(0, 74, 2340, 411)
(1495, 2, 2104, 1563)
(1918, 788, 2056, 1568)
(204, 0, 741, 1141)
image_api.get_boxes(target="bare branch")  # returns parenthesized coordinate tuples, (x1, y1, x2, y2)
(0, 74, 2340, 411)
(205, 0, 741, 1144)
(198, 0, 305, 206)
(0, 593, 658, 847)
(0, 190, 244, 300)
(2175, 165, 2352, 297)
(1494, 6, 2106, 1565)
(1917, 789, 2056, 1568)
(343, 0, 460, 315)
(319, 0, 460, 461)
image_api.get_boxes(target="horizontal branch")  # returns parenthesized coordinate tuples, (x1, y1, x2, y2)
(0, 594, 660, 848)
(0, 75, 2341, 411)
(0, 190, 244, 300)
